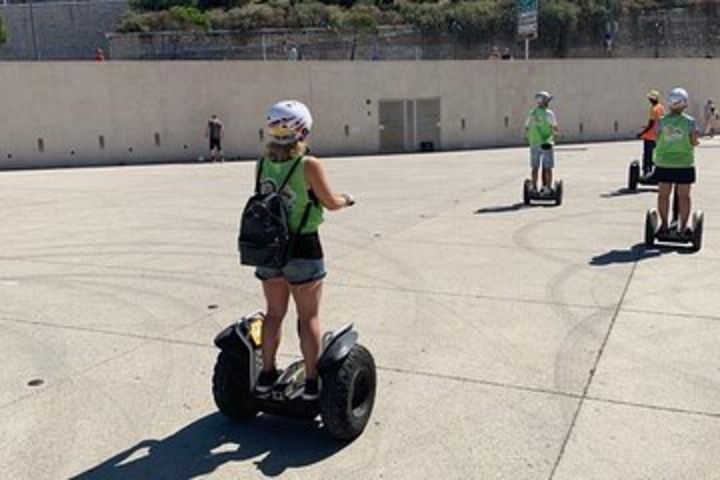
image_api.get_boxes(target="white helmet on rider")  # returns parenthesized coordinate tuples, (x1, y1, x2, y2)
(668, 87, 689, 109)
(266, 100, 313, 145)
(535, 91, 553, 105)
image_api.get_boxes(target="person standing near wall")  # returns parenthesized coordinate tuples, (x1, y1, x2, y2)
(703, 98, 716, 138)
(206, 114, 224, 162)
(525, 91, 560, 194)
(636, 90, 665, 175)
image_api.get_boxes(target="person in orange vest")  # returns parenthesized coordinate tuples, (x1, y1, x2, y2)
(636, 89, 665, 175)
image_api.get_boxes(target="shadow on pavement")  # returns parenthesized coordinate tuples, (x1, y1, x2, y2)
(590, 243, 677, 266)
(474, 202, 554, 214)
(69, 412, 347, 480)
(600, 187, 656, 198)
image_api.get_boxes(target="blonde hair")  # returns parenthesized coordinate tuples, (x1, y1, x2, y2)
(265, 141, 308, 162)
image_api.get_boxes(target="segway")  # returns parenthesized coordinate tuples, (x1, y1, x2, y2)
(628, 160, 658, 191)
(212, 312, 377, 441)
(644, 190, 704, 252)
(523, 179, 563, 206)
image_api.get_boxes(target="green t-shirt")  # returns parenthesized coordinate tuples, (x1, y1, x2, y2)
(526, 107, 556, 146)
(258, 157, 324, 234)
(654, 113, 697, 169)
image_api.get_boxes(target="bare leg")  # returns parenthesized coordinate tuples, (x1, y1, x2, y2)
(542, 167, 553, 189)
(261, 278, 290, 372)
(291, 280, 323, 381)
(657, 182, 672, 230)
(676, 183, 692, 231)
(531, 167, 539, 190)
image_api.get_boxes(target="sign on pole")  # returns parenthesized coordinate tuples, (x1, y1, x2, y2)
(518, 0, 538, 60)
(517, 0, 538, 39)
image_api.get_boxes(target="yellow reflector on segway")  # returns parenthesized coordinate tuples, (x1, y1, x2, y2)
(249, 318, 263, 348)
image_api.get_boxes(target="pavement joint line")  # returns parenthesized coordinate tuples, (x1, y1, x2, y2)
(326, 280, 614, 311)
(5, 314, 716, 423)
(548, 257, 640, 480)
(619, 307, 720, 323)
(0, 316, 214, 349)
(584, 396, 720, 420)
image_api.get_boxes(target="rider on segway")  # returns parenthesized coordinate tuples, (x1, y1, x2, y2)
(636, 89, 665, 176)
(525, 91, 560, 195)
(251, 100, 355, 401)
(653, 87, 700, 237)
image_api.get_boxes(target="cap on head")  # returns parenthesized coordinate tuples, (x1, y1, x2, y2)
(266, 100, 313, 145)
(647, 90, 660, 101)
(668, 87, 689, 108)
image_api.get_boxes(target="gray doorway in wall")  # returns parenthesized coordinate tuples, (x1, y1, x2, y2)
(379, 98, 441, 153)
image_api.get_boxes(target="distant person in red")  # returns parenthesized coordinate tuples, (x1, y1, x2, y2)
(206, 114, 225, 162)
(95, 48, 106, 62)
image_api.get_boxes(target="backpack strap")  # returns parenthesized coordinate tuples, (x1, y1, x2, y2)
(295, 201, 313, 235)
(254, 158, 265, 194)
(278, 156, 304, 193)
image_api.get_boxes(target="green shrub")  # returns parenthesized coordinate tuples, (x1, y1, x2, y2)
(539, 0, 581, 55)
(117, 12, 149, 32)
(288, 2, 332, 28)
(117, 6, 210, 32)
(398, 2, 447, 34)
(446, 1, 503, 42)
(168, 5, 211, 30)
(208, 4, 286, 31)
(343, 5, 380, 32)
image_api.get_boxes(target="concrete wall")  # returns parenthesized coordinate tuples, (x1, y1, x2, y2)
(0, 1, 128, 60)
(1, 59, 719, 169)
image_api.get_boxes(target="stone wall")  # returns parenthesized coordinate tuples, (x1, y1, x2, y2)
(0, 0, 128, 60)
(108, 6, 720, 61)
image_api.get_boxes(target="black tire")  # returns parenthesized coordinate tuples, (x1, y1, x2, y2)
(691, 211, 704, 252)
(628, 162, 640, 191)
(523, 180, 531, 206)
(320, 344, 376, 441)
(212, 351, 258, 422)
(554, 181, 563, 206)
(644, 210, 655, 247)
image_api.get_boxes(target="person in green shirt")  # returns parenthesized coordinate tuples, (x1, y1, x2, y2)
(253, 100, 355, 401)
(653, 87, 700, 236)
(525, 91, 560, 194)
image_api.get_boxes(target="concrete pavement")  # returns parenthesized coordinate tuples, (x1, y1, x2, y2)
(1, 140, 719, 479)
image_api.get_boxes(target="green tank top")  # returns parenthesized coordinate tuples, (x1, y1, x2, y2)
(527, 107, 555, 146)
(258, 156, 324, 234)
(654, 113, 696, 168)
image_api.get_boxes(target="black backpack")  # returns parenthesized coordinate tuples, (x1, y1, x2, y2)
(238, 157, 312, 268)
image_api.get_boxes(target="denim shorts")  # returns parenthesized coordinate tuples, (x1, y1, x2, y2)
(255, 258, 327, 285)
(530, 145, 555, 169)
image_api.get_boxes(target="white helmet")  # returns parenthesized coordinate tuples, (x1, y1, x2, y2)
(668, 87, 689, 108)
(266, 100, 313, 145)
(535, 91, 553, 105)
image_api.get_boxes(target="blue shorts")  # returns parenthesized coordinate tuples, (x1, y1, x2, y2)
(255, 258, 327, 285)
(530, 145, 555, 169)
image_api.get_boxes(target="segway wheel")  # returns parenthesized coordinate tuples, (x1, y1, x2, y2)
(523, 180, 531, 206)
(644, 210, 656, 247)
(212, 351, 259, 421)
(628, 161, 640, 191)
(320, 344, 376, 441)
(691, 211, 704, 252)
(554, 180, 563, 206)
